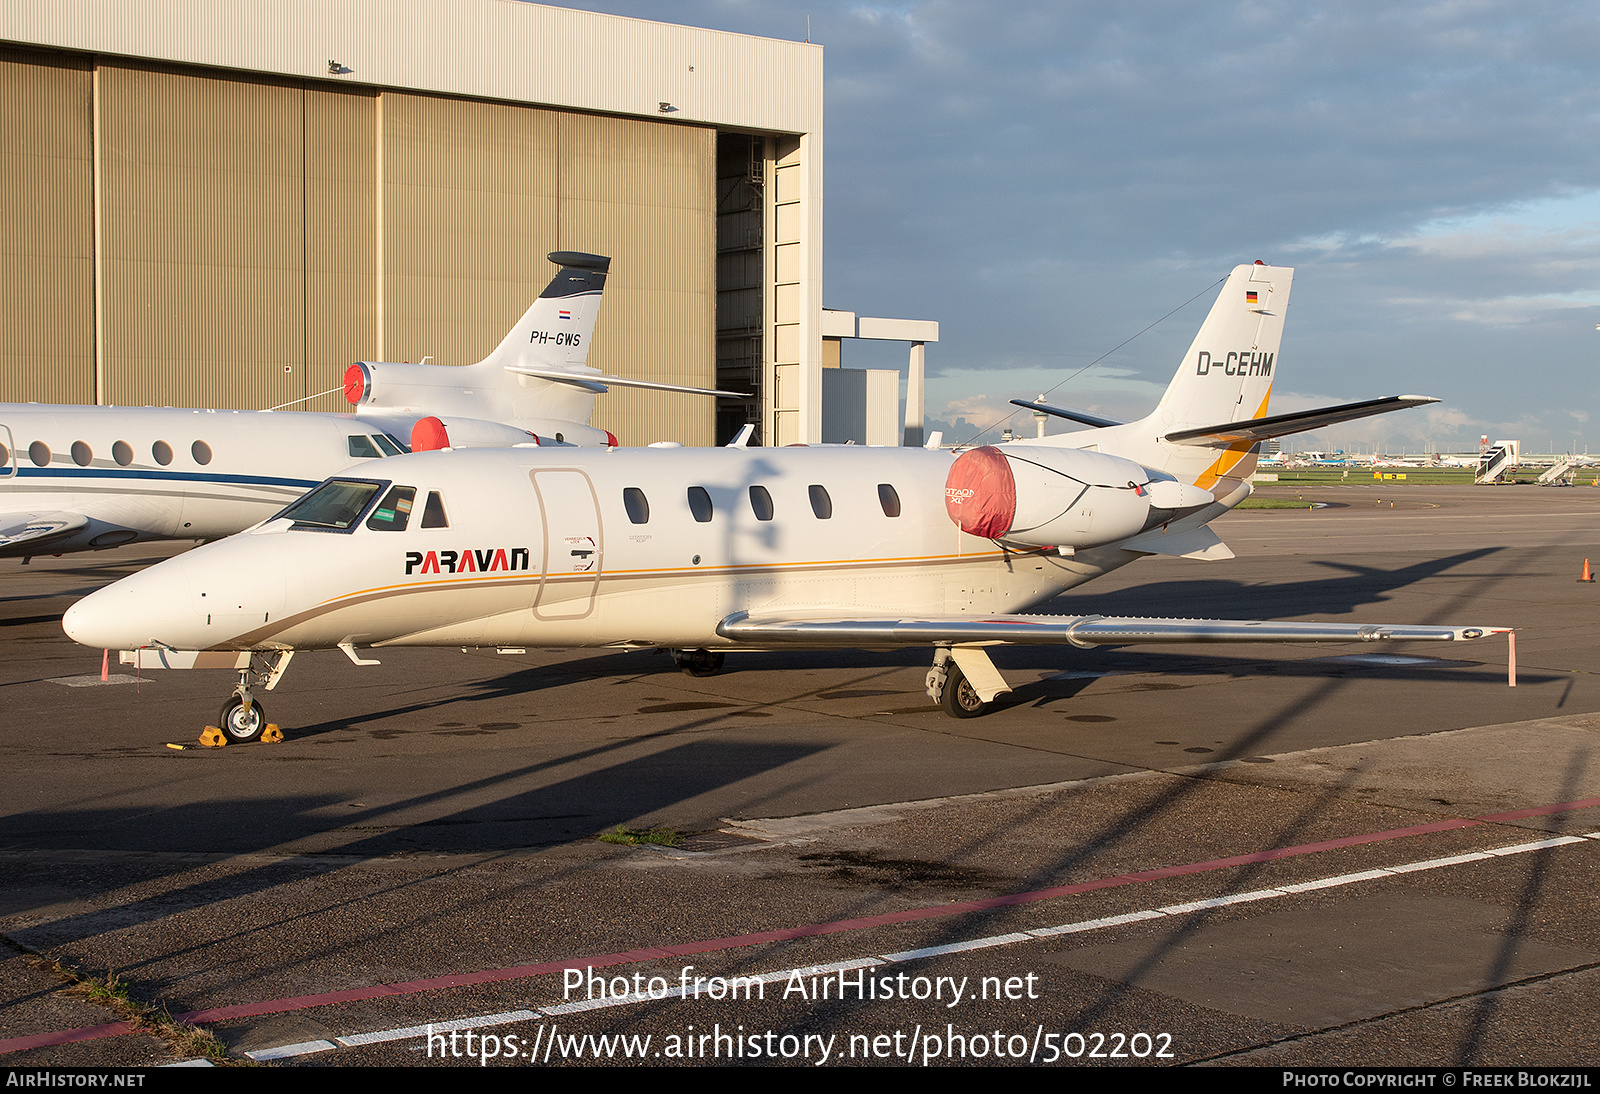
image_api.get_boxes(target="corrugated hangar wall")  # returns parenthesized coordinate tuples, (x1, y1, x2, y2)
(0, 47, 716, 446)
(0, 49, 95, 405)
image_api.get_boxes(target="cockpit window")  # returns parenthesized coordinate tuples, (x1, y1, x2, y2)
(372, 433, 407, 457)
(366, 485, 416, 531)
(421, 491, 449, 528)
(275, 478, 386, 532)
(348, 435, 381, 458)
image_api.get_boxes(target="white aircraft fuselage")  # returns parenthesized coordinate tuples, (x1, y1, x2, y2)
(0, 404, 538, 555)
(63, 443, 1173, 654)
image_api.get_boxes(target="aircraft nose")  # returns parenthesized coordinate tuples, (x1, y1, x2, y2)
(63, 543, 288, 651)
(63, 576, 168, 650)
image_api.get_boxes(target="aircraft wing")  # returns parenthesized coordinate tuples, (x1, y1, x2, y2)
(1007, 399, 1128, 429)
(716, 611, 1504, 648)
(0, 511, 88, 552)
(1164, 395, 1438, 447)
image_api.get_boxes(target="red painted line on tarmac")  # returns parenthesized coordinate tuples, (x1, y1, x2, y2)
(1478, 797, 1600, 823)
(11, 793, 1600, 1052)
(0, 1021, 133, 1054)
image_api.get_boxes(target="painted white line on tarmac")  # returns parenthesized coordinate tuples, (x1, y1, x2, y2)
(250, 828, 1600, 1061)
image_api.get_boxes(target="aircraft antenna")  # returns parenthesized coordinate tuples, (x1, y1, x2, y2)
(950, 274, 1226, 451)
(262, 385, 345, 412)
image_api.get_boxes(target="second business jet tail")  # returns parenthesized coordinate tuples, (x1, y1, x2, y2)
(345, 251, 746, 447)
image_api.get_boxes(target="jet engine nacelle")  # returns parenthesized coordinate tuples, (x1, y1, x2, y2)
(344, 360, 479, 410)
(344, 361, 614, 447)
(944, 444, 1213, 549)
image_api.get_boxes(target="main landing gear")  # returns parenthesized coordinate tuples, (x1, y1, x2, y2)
(219, 650, 295, 743)
(925, 647, 1011, 719)
(672, 648, 725, 677)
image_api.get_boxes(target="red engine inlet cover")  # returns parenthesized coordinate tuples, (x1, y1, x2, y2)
(945, 446, 1016, 539)
(410, 416, 450, 452)
(343, 362, 370, 405)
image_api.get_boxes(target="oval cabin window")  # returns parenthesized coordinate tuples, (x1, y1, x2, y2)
(71, 441, 92, 466)
(192, 440, 213, 465)
(749, 485, 774, 521)
(623, 487, 650, 524)
(113, 441, 134, 466)
(29, 442, 50, 467)
(152, 441, 173, 466)
(687, 486, 713, 523)
(808, 484, 833, 519)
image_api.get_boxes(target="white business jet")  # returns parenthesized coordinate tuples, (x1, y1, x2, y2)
(1, 252, 737, 559)
(63, 262, 1504, 735)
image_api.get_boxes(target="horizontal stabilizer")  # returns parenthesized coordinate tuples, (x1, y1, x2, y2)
(502, 366, 749, 399)
(0, 511, 88, 550)
(1165, 395, 1438, 447)
(1008, 399, 1128, 429)
(717, 611, 1505, 649)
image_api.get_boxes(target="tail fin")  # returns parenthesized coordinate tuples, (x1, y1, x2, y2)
(476, 251, 609, 377)
(347, 252, 611, 435)
(1151, 262, 1293, 433)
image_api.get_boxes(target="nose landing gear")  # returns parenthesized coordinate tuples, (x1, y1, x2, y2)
(219, 695, 267, 742)
(218, 650, 295, 742)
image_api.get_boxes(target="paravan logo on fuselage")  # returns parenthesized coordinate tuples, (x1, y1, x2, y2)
(405, 548, 531, 576)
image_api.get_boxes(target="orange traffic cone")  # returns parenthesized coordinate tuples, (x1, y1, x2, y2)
(1581, 559, 1595, 583)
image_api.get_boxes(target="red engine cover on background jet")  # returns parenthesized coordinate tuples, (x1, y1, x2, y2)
(410, 416, 451, 452)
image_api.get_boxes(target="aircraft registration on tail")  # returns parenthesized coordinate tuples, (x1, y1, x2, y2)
(62, 262, 1507, 737)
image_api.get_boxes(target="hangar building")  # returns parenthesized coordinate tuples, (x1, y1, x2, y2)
(0, 0, 830, 446)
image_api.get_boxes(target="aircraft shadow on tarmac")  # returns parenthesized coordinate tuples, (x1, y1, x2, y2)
(1039, 546, 1505, 620)
(2, 736, 827, 956)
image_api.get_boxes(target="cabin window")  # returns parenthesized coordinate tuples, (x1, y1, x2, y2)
(0, 443, 8, 465)
(71, 441, 92, 467)
(878, 483, 902, 517)
(687, 486, 713, 522)
(366, 485, 416, 531)
(808, 484, 833, 519)
(372, 434, 407, 457)
(152, 441, 173, 466)
(112, 441, 133, 466)
(421, 491, 449, 528)
(191, 440, 213, 465)
(749, 485, 774, 521)
(29, 442, 50, 467)
(275, 478, 385, 532)
(347, 435, 381, 458)
(623, 487, 650, 524)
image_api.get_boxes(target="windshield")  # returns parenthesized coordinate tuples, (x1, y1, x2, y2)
(274, 478, 387, 531)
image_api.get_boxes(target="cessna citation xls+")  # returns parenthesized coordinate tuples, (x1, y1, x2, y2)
(63, 262, 1506, 736)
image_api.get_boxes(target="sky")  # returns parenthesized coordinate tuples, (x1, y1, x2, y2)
(550, 1, 1600, 453)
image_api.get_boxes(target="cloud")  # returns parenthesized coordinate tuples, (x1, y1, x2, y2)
(537, 1, 1600, 447)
